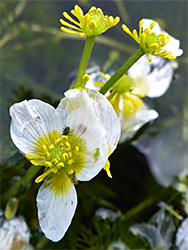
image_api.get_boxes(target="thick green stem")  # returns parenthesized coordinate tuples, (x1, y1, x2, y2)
(2, 165, 41, 203)
(100, 47, 144, 95)
(74, 36, 96, 88)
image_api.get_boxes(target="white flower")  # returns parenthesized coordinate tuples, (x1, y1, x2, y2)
(0, 211, 31, 250)
(85, 55, 175, 142)
(9, 89, 120, 242)
(141, 19, 183, 58)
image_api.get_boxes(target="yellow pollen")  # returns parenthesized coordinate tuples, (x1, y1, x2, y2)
(68, 159, 74, 165)
(49, 144, 55, 150)
(56, 162, 65, 169)
(45, 161, 52, 168)
(75, 146, 80, 152)
(62, 153, 69, 161)
(65, 141, 71, 149)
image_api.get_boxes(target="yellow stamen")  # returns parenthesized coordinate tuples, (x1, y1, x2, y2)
(67, 169, 74, 175)
(75, 146, 80, 152)
(65, 141, 71, 149)
(46, 152, 51, 160)
(89, 20, 97, 30)
(103, 160, 112, 178)
(49, 144, 55, 150)
(45, 161, 52, 168)
(42, 145, 48, 153)
(55, 138, 61, 145)
(26, 153, 44, 160)
(35, 168, 58, 183)
(82, 74, 90, 84)
(63, 11, 81, 27)
(60, 27, 82, 35)
(30, 160, 43, 166)
(60, 19, 82, 31)
(149, 43, 159, 50)
(150, 21, 156, 30)
(68, 152, 73, 158)
(62, 153, 69, 161)
(68, 159, 74, 165)
(51, 159, 59, 165)
(56, 162, 65, 169)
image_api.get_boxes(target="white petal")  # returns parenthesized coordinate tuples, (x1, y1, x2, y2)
(36, 173, 77, 242)
(58, 89, 120, 181)
(119, 105, 158, 143)
(0, 215, 30, 250)
(142, 19, 183, 57)
(10, 100, 67, 154)
(128, 55, 174, 98)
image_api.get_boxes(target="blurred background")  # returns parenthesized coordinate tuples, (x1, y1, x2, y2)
(0, 0, 187, 249)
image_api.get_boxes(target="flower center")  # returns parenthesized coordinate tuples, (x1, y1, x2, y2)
(26, 129, 85, 183)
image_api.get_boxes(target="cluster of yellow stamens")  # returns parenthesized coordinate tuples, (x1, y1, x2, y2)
(94, 72, 144, 117)
(60, 5, 120, 37)
(26, 129, 84, 183)
(122, 19, 176, 62)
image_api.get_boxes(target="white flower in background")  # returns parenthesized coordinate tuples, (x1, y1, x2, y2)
(86, 55, 176, 142)
(9, 89, 120, 242)
(122, 18, 183, 62)
(0, 210, 32, 250)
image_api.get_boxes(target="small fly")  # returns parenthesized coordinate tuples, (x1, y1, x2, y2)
(62, 127, 71, 135)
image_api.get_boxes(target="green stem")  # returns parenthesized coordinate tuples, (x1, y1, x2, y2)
(2, 165, 42, 203)
(100, 47, 144, 95)
(74, 36, 96, 88)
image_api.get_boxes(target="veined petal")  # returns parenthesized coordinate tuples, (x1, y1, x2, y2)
(57, 89, 109, 181)
(85, 89, 121, 154)
(128, 55, 174, 98)
(10, 100, 67, 155)
(36, 170, 77, 242)
(119, 104, 158, 143)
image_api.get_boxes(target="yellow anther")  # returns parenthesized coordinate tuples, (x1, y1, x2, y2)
(30, 160, 42, 166)
(149, 43, 159, 50)
(140, 32, 146, 41)
(35, 168, 58, 183)
(75, 145, 80, 152)
(68, 152, 73, 158)
(103, 160, 112, 178)
(56, 162, 65, 169)
(42, 145, 48, 153)
(108, 16, 114, 27)
(62, 153, 69, 161)
(52, 158, 59, 165)
(46, 152, 51, 160)
(132, 29, 139, 40)
(26, 153, 44, 160)
(61, 135, 68, 140)
(45, 161, 52, 168)
(143, 28, 150, 35)
(55, 138, 61, 145)
(113, 16, 120, 26)
(84, 13, 90, 23)
(67, 169, 74, 175)
(68, 159, 74, 165)
(51, 130, 59, 141)
(65, 141, 71, 149)
(150, 21, 156, 30)
(49, 144, 55, 150)
(89, 20, 97, 30)
(38, 136, 47, 145)
(82, 74, 90, 84)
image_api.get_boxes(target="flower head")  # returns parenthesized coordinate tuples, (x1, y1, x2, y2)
(122, 19, 183, 62)
(60, 5, 120, 37)
(86, 55, 175, 142)
(9, 89, 120, 242)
